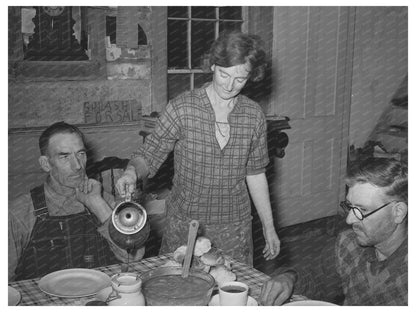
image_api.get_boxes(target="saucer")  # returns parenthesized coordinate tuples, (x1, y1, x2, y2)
(209, 294, 258, 306)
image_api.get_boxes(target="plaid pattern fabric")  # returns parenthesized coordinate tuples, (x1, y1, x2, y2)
(337, 230, 407, 305)
(8, 253, 270, 306)
(133, 86, 269, 224)
(292, 229, 408, 305)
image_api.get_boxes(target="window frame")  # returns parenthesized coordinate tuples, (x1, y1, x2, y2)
(167, 6, 247, 90)
(151, 6, 249, 108)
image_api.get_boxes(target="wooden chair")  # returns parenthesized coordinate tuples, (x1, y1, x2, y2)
(86, 156, 130, 198)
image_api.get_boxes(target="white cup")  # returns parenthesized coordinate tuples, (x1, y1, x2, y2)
(219, 281, 249, 306)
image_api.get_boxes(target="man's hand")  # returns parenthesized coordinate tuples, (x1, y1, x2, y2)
(76, 178, 112, 223)
(263, 228, 281, 260)
(76, 178, 102, 205)
(115, 165, 137, 198)
(259, 272, 296, 306)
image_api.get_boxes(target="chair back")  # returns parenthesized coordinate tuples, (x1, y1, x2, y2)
(87, 156, 130, 198)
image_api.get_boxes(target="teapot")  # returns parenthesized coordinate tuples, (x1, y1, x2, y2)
(108, 195, 150, 251)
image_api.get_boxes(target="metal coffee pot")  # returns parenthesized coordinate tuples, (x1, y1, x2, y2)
(108, 194, 150, 251)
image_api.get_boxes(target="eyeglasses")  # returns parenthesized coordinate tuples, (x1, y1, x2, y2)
(339, 200, 396, 220)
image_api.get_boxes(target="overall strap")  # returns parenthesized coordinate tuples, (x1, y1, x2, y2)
(30, 185, 49, 219)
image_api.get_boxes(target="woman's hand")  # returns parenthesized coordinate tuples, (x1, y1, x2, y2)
(262, 228, 281, 260)
(245, 173, 281, 260)
(115, 165, 138, 198)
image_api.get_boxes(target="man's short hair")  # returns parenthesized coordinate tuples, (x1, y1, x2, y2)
(346, 157, 408, 204)
(39, 122, 85, 156)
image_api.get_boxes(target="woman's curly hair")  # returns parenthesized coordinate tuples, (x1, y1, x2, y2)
(202, 31, 267, 82)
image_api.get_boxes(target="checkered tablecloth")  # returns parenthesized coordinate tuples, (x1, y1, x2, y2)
(8, 254, 271, 306)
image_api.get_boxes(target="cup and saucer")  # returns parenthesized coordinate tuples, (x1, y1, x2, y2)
(209, 281, 258, 306)
(209, 294, 258, 306)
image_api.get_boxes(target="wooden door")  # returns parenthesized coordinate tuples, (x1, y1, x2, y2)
(268, 7, 354, 227)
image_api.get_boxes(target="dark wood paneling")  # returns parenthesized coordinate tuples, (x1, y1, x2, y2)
(150, 6, 168, 112)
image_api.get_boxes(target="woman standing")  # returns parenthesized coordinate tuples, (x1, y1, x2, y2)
(116, 31, 280, 265)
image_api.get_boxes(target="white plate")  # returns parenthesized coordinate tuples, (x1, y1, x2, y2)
(283, 300, 337, 306)
(209, 294, 258, 306)
(38, 268, 111, 298)
(8, 286, 21, 306)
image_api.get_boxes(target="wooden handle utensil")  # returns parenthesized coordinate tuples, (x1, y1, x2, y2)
(181, 220, 199, 278)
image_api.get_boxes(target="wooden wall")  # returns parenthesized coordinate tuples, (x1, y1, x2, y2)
(8, 7, 408, 227)
(8, 7, 157, 200)
(266, 7, 354, 227)
(349, 7, 407, 148)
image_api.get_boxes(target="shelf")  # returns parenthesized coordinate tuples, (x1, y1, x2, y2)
(378, 130, 407, 138)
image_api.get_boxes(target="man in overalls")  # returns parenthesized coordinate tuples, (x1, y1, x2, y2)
(8, 122, 144, 281)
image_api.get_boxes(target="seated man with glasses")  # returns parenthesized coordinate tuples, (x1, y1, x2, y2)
(259, 157, 407, 306)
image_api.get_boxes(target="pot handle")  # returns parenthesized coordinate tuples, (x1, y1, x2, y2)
(106, 289, 121, 304)
(124, 184, 132, 202)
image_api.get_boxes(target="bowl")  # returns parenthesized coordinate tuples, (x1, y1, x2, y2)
(140, 266, 215, 306)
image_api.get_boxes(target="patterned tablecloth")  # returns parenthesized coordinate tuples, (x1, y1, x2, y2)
(8, 253, 271, 306)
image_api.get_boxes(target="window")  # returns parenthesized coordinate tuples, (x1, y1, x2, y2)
(106, 15, 117, 45)
(105, 12, 148, 46)
(167, 6, 245, 100)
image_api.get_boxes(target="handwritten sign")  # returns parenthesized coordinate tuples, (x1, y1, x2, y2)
(84, 100, 142, 124)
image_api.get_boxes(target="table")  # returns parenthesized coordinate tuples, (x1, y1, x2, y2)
(9, 253, 271, 306)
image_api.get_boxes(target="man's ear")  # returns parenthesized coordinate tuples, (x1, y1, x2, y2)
(39, 155, 51, 173)
(393, 202, 408, 224)
(211, 64, 215, 72)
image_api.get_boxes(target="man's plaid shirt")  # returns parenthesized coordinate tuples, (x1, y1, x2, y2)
(292, 229, 408, 305)
(133, 87, 269, 224)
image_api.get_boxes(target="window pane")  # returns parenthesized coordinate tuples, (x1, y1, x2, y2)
(106, 16, 116, 44)
(191, 21, 215, 68)
(21, 8, 36, 53)
(194, 73, 212, 89)
(219, 21, 242, 34)
(219, 7, 242, 19)
(137, 23, 147, 45)
(168, 6, 188, 18)
(191, 6, 215, 19)
(168, 20, 188, 68)
(168, 74, 190, 100)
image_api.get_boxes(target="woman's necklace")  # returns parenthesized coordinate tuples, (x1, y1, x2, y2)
(215, 121, 229, 137)
(215, 121, 230, 150)
(206, 85, 234, 148)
